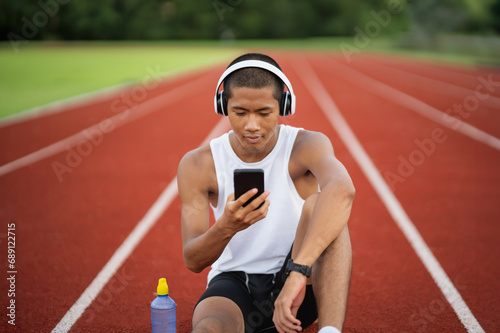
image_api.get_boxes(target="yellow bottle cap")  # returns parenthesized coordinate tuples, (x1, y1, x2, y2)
(157, 278, 169, 296)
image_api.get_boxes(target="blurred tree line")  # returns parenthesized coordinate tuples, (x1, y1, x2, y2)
(1, 0, 499, 42)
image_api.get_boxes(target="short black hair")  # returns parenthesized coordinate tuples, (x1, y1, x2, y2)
(223, 53, 285, 102)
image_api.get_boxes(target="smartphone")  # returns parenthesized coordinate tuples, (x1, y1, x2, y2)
(234, 169, 265, 208)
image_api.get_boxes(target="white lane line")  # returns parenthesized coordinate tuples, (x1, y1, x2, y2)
(51, 116, 230, 333)
(0, 81, 133, 129)
(372, 56, 496, 86)
(0, 56, 229, 128)
(0, 72, 214, 178)
(326, 57, 500, 152)
(293, 57, 485, 333)
(359, 59, 500, 110)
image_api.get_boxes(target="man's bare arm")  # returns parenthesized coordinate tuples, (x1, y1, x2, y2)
(293, 131, 355, 268)
(273, 131, 354, 332)
(178, 149, 271, 273)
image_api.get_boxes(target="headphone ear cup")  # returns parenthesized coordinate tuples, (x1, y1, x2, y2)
(216, 90, 228, 116)
(281, 91, 292, 117)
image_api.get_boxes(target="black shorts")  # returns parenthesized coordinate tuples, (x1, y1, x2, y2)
(195, 250, 317, 333)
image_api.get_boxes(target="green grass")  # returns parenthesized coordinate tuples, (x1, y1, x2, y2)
(234, 36, 500, 66)
(0, 43, 242, 119)
(1, 36, 497, 119)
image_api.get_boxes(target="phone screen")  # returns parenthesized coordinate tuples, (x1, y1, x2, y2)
(234, 169, 265, 208)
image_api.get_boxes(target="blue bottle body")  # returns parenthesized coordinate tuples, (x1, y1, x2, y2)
(151, 294, 176, 333)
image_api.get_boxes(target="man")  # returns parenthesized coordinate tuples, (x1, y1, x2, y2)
(178, 53, 354, 333)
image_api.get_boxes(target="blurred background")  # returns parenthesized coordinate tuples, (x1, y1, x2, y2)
(1, 0, 500, 119)
(1, 0, 499, 43)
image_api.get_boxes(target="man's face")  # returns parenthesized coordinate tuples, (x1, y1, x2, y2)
(227, 85, 280, 155)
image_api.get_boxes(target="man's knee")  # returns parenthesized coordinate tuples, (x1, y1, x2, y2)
(317, 225, 352, 266)
(303, 192, 319, 218)
(192, 316, 221, 332)
(193, 312, 244, 333)
(192, 297, 244, 333)
(192, 316, 229, 333)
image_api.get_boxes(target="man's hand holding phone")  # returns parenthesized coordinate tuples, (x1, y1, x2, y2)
(218, 169, 270, 236)
(223, 189, 270, 232)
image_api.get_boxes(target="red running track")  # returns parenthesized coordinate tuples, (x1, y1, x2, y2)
(0, 51, 499, 333)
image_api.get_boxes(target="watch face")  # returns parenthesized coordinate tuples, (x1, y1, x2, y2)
(286, 259, 293, 273)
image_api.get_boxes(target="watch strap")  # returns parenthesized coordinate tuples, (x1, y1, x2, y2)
(286, 259, 312, 278)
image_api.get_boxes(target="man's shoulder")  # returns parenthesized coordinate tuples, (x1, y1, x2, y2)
(178, 144, 214, 177)
(293, 129, 333, 153)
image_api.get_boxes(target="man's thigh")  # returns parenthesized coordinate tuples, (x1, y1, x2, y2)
(194, 266, 317, 333)
(194, 271, 277, 332)
(193, 272, 251, 332)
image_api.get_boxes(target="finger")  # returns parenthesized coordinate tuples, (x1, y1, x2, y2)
(273, 298, 302, 332)
(242, 190, 270, 213)
(283, 313, 302, 331)
(279, 304, 302, 331)
(273, 311, 286, 333)
(235, 188, 258, 206)
(274, 309, 301, 333)
(245, 199, 270, 224)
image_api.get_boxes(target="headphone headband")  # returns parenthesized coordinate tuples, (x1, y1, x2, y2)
(213, 59, 296, 116)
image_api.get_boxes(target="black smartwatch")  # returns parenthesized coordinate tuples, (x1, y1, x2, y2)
(285, 259, 312, 278)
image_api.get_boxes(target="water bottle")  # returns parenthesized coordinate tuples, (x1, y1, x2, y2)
(151, 277, 176, 332)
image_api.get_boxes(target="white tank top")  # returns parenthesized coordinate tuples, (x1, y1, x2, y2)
(208, 125, 305, 283)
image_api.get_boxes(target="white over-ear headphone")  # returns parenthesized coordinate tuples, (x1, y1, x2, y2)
(214, 60, 296, 117)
